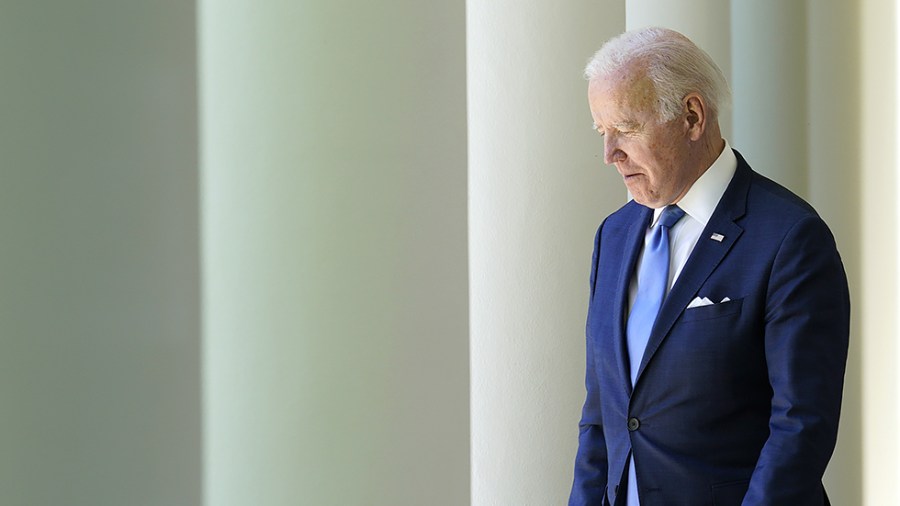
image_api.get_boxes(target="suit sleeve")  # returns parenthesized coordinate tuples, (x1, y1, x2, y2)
(743, 215, 850, 505)
(569, 224, 609, 506)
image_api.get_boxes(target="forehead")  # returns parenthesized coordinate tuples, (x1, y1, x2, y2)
(588, 69, 657, 122)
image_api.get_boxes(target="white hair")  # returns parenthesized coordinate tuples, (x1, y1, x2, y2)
(584, 27, 731, 122)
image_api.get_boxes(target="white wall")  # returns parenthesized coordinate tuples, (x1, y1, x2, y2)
(0, 2, 201, 505)
(200, 1, 469, 505)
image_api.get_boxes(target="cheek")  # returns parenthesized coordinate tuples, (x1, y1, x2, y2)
(628, 144, 659, 169)
(641, 141, 679, 175)
(645, 137, 672, 154)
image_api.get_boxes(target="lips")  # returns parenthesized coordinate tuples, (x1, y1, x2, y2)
(616, 165, 637, 178)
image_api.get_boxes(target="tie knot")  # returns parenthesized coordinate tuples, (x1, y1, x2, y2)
(657, 205, 685, 229)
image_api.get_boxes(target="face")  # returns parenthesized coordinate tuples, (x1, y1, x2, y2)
(588, 71, 698, 208)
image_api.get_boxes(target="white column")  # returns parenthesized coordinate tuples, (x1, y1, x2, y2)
(0, 2, 201, 505)
(731, 0, 807, 195)
(626, 0, 732, 138)
(467, 1, 625, 504)
(860, 1, 900, 503)
(200, 2, 469, 505)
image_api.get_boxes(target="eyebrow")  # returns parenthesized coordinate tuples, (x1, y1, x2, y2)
(612, 120, 642, 131)
(592, 120, 643, 132)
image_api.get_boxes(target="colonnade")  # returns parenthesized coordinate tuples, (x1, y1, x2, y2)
(2, 0, 897, 505)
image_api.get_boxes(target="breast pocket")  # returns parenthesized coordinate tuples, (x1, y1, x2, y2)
(680, 297, 743, 322)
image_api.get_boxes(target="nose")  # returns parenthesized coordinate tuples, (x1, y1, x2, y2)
(603, 135, 626, 165)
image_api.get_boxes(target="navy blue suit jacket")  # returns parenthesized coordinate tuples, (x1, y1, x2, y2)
(569, 151, 850, 506)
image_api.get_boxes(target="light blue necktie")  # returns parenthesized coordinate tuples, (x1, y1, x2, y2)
(625, 204, 685, 506)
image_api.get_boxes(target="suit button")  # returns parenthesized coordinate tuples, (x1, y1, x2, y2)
(627, 417, 640, 431)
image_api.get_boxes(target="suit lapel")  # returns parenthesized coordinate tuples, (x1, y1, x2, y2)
(633, 154, 752, 389)
(613, 205, 652, 397)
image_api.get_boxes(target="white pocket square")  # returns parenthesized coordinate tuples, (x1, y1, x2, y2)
(687, 296, 731, 309)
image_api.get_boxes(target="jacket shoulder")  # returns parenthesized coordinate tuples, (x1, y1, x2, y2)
(602, 199, 646, 229)
(731, 150, 825, 234)
(747, 171, 819, 220)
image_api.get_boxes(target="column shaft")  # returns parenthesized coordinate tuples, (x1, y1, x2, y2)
(467, 0, 625, 504)
(860, 0, 900, 504)
(0, 2, 201, 504)
(731, 0, 808, 195)
(201, 2, 469, 505)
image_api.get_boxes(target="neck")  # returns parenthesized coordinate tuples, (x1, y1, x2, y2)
(691, 124, 725, 179)
(668, 127, 724, 207)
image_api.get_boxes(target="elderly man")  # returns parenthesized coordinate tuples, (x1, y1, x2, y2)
(569, 27, 849, 506)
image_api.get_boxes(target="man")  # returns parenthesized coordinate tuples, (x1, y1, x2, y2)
(569, 27, 850, 506)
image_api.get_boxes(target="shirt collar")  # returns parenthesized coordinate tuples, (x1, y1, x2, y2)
(651, 140, 737, 227)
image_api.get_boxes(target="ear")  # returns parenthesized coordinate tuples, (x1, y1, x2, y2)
(682, 93, 707, 141)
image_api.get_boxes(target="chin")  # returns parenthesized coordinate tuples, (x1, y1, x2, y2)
(633, 196, 666, 209)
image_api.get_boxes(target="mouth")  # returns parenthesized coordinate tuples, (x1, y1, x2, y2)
(616, 165, 639, 179)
